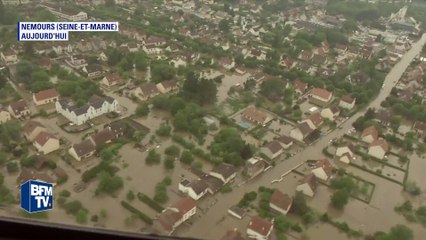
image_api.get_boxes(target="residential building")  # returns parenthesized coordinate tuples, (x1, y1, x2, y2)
(209, 163, 237, 184)
(361, 125, 379, 143)
(228, 206, 246, 220)
(33, 88, 59, 106)
(241, 106, 273, 126)
(154, 197, 196, 235)
(221, 229, 245, 240)
(41, 4, 88, 21)
(89, 128, 115, 147)
(246, 216, 274, 240)
(269, 190, 293, 215)
(83, 64, 104, 79)
(311, 159, 333, 181)
(320, 105, 340, 121)
(134, 83, 160, 101)
(368, 139, 389, 160)
(339, 95, 356, 110)
(413, 121, 426, 136)
(261, 140, 283, 160)
(303, 112, 323, 130)
(8, 100, 31, 118)
(156, 80, 178, 94)
(33, 131, 60, 155)
(56, 95, 119, 125)
(290, 122, 314, 142)
(220, 57, 235, 70)
(23, 120, 47, 141)
(101, 73, 124, 88)
(245, 157, 268, 179)
(17, 168, 56, 185)
(276, 135, 293, 149)
(335, 143, 355, 164)
(68, 139, 96, 161)
(178, 179, 209, 200)
(296, 174, 318, 197)
(309, 88, 333, 107)
(1, 49, 18, 64)
(0, 108, 11, 124)
(294, 80, 308, 95)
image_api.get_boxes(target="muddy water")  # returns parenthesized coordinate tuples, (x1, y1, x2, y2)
(205, 70, 251, 104)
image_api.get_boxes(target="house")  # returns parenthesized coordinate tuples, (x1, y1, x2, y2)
(156, 80, 178, 94)
(209, 163, 236, 184)
(143, 44, 163, 55)
(41, 4, 88, 21)
(245, 157, 268, 179)
(311, 159, 333, 181)
(101, 73, 123, 88)
(56, 96, 119, 125)
(247, 49, 266, 60)
(220, 57, 235, 70)
(346, 72, 370, 85)
(52, 42, 73, 55)
(368, 139, 389, 160)
(107, 121, 127, 139)
(374, 109, 392, 127)
(134, 83, 161, 101)
(335, 143, 355, 164)
(33, 88, 59, 106)
(241, 106, 273, 126)
(0, 108, 11, 124)
(53, 167, 68, 182)
(413, 121, 426, 136)
(65, 54, 87, 69)
(246, 216, 274, 240)
(37, 57, 52, 70)
(154, 197, 196, 235)
(0, 49, 18, 64)
(24, 120, 47, 141)
(8, 100, 31, 118)
(261, 140, 283, 160)
(299, 50, 314, 60)
(269, 190, 293, 215)
(361, 125, 379, 143)
(17, 168, 56, 185)
(294, 80, 308, 95)
(228, 206, 246, 220)
(309, 88, 333, 107)
(320, 105, 340, 121)
(83, 64, 104, 79)
(290, 122, 314, 142)
(178, 179, 209, 200)
(221, 229, 245, 240)
(296, 174, 318, 197)
(276, 135, 293, 149)
(33, 131, 60, 155)
(89, 128, 115, 147)
(127, 43, 138, 52)
(303, 112, 323, 130)
(68, 139, 96, 161)
(339, 95, 356, 110)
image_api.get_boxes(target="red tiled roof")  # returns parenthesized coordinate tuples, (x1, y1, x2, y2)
(173, 197, 196, 214)
(34, 88, 58, 102)
(247, 216, 273, 237)
(34, 131, 57, 146)
(311, 88, 332, 100)
(340, 95, 355, 104)
(308, 112, 323, 128)
(369, 139, 389, 152)
(270, 189, 293, 211)
(361, 125, 378, 140)
(24, 120, 45, 136)
(315, 158, 333, 177)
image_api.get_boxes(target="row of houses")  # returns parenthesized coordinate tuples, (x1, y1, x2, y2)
(23, 120, 60, 155)
(133, 80, 178, 101)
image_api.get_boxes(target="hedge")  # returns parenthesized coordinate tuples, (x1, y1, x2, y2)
(137, 193, 164, 213)
(172, 134, 195, 150)
(120, 201, 153, 225)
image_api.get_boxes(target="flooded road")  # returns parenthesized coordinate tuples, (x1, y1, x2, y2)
(180, 34, 426, 240)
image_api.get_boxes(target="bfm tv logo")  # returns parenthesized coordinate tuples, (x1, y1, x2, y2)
(20, 180, 53, 213)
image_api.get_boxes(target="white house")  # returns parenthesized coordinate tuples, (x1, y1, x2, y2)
(339, 95, 356, 110)
(311, 159, 333, 181)
(178, 179, 209, 201)
(33, 131, 60, 155)
(269, 190, 293, 215)
(155, 197, 196, 235)
(156, 80, 178, 94)
(368, 139, 389, 160)
(8, 100, 31, 119)
(134, 83, 161, 101)
(361, 125, 379, 143)
(241, 106, 273, 126)
(0, 50, 18, 64)
(101, 73, 123, 88)
(56, 95, 119, 125)
(33, 88, 59, 106)
(0, 108, 11, 124)
(320, 105, 340, 121)
(246, 216, 274, 240)
(296, 174, 318, 197)
(335, 143, 355, 164)
(41, 4, 88, 21)
(209, 163, 236, 184)
(261, 140, 283, 160)
(68, 139, 96, 161)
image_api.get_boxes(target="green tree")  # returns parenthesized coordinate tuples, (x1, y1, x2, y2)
(146, 150, 161, 165)
(211, 128, 246, 166)
(6, 162, 18, 173)
(134, 52, 148, 71)
(164, 145, 180, 157)
(0, 151, 7, 165)
(151, 61, 176, 83)
(63, 200, 83, 215)
(180, 151, 194, 165)
(260, 78, 286, 101)
(127, 190, 135, 202)
(292, 192, 309, 215)
(219, 19, 230, 32)
(330, 189, 350, 209)
(15, 60, 34, 86)
(136, 103, 149, 117)
(100, 148, 114, 162)
(76, 209, 88, 224)
(156, 124, 172, 137)
(59, 190, 71, 198)
(96, 171, 124, 196)
(164, 156, 175, 170)
(415, 206, 426, 224)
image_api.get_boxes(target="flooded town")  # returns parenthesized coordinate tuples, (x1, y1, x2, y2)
(1, 0, 426, 240)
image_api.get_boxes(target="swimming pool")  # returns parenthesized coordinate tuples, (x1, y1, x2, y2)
(239, 121, 252, 129)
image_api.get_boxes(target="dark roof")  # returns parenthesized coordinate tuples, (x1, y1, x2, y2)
(9, 100, 29, 114)
(203, 175, 224, 193)
(300, 174, 318, 192)
(264, 140, 283, 154)
(270, 189, 293, 211)
(72, 139, 96, 157)
(23, 120, 45, 137)
(33, 156, 49, 170)
(276, 135, 293, 145)
(297, 122, 314, 137)
(140, 83, 160, 96)
(85, 64, 103, 73)
(109, 121, 127, 137)
(189, 179, 209, 195)
(17, 168, 55, 184)
(88, 95, 107, 109)
(221, 229, 245, 240)
(53, 167, 68, 179)
(90, 129, 114, 146)
(374, 109, 392, 124)
(210, 163, 236, 181)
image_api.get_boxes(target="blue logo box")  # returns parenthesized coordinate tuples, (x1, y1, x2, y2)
(21, 180, 54, 213)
